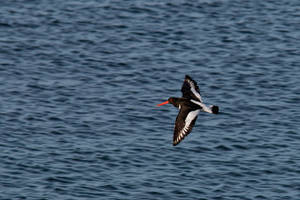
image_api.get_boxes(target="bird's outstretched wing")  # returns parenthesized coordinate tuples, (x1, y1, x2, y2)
(181, 75, 203, 102)
(173, 106, 200, 146)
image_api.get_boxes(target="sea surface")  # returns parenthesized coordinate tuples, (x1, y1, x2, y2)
(0, 0, 300, 199)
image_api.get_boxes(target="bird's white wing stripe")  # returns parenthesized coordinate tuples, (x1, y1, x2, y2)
(187, 79, 203, 102)
(185, 109, 200, 125)
(191, 87, 202, 102)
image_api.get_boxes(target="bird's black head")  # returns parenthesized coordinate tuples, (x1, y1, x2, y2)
(211, 105, 219, 114)
(168, 97, 175, 104)
(157, 97, 179, 107)
(168, 97, 180, 107)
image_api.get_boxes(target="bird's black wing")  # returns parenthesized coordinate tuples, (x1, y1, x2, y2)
(173, 105, 199, 146)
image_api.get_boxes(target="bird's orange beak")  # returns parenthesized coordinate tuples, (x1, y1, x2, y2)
(157, 100, 169, 106)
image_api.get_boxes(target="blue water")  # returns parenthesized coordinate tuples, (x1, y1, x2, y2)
(1, 0, 300, 199)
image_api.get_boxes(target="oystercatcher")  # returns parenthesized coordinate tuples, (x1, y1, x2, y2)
(157, 75, 219, 146)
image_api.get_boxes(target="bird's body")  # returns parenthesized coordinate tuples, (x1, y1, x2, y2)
(157, 75, 219, 146)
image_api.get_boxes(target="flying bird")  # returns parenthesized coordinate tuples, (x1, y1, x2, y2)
(157, 75, 219, 146)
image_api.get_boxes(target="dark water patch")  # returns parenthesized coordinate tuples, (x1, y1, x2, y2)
(45, 176, 74, 184)
(231, 144, 249, 150)
(215, 145, 232, 151)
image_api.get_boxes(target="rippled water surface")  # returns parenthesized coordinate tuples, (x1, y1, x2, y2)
(1, 0, 300, 199)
